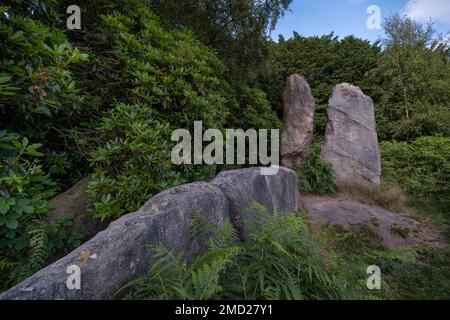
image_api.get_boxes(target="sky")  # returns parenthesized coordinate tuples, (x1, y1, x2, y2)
(271, 0, 450, 43)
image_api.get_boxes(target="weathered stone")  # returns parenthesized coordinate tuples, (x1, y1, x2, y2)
(211, 167, 299, 239)
(281, 74, 315, 167)
(48, 176, 107, 237)
(0, 167, 300, 300)
(0, 182, 229, 300)
(321, 83, 381, 189)
(302, 195, 442, 250)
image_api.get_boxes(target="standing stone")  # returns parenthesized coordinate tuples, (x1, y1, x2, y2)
(321, 83, 381, 189)
(281, 74, 315, 167)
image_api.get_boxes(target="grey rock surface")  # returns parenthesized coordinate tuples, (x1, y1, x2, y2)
(0, 167, 299, 300)
(0, 182, 229, 300)
(281, 74, 315, 167)
(211, 167, 299, 239)
(321, 83, 381, 189)
(302, 195, 442, 250)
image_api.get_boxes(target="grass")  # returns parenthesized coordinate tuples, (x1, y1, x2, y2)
(390, 224, 410, 238)
(122, 202, 450, 300)
(336, 182, 410, 214)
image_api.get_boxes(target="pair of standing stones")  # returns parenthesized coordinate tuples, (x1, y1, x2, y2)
(281, 74, 381, 190)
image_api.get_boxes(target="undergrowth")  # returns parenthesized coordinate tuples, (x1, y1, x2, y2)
(120, 202, 450, 300)
(294, 143, 336, 196)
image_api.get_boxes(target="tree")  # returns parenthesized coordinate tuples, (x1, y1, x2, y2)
(369, 14, 450, 141)
(258, 34, 381, 135)
(146, 0, 293, 82)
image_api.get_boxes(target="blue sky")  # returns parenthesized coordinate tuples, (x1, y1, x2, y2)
(271, 0, 450, 42)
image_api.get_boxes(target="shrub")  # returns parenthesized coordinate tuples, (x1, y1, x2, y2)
(84, 7, 235, 219)
(85, 4, 280, 220)
(381, 136, 450, 213)
(121, 202, 352, 300)
(231, 84, 282, 130)
(294, 143, 336, 195)
(0, 5, 89, 187)
(0, 131, 80, 289)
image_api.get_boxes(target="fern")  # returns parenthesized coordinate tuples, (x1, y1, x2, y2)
(294, 143, 336, 195)
(122, 202, 353, 300)
(28, 225, 48, 273)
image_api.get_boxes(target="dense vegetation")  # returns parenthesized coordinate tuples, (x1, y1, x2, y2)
(122, 203, 450, 300)
(0, 0, 449, 298)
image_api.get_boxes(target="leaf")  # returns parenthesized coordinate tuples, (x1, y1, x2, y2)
(23, 206, 34, 214)
(14, 238, 28, 251)
(6, 219, 19, 230)
(0, 201, 9, 214)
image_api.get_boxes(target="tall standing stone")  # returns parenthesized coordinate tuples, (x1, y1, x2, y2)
(321, 83, 381, 189)
(281, 74, 315, 167)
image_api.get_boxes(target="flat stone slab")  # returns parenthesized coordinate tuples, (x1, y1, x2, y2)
(302, 195, 441, 250)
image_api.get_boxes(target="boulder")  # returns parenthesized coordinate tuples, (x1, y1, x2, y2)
(48, 176, 107, 237)
(321, 83, 381, 189)
(211, 167, 299, 239)
(0, 167, 300, 300)
(0, 182, 229, 300)
(281, 74, 315, 167)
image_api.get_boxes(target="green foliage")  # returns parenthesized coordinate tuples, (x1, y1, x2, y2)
(0, 131, 80, 289)
(381, 249, 450, 300)
(85, 6, 235, 219)
(230, 84, 282, 130)
(259, 34, 381, 134)
(125, 203, 450, 300)
(369, 14, 450, 141)
(321, 224, 450, 300)
(381, 136, 450, 212)
(122, 202, 351, 300)
(147, 0, 293, 82)
(294, 143, 336, 195)
(0, 4, 90, 188)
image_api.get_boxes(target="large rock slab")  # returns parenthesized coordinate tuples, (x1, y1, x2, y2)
(0, 167, 300, 300)
(321, 83, 381, 189)
(302, 195, 442, 250)
(211, 167, 299, 238)
(0, 182, 229, 300)
(281, 74, 315, 167)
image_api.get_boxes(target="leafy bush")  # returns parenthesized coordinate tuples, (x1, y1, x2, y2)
(85, 4, 280, 220)
(123, 202, 450, 300)
(121, 202, 352, 300)
(0, 131, 80, 289)
(0, 5, 89, 187)
(231, 84, 282, 130)
(369, 14, 450, 141)
(83, 7, 235, 219)
(381, 136, 450, 212)
(294, 143, 336, 195)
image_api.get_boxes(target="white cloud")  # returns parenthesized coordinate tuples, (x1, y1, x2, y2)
(404, 0, 450, 24)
